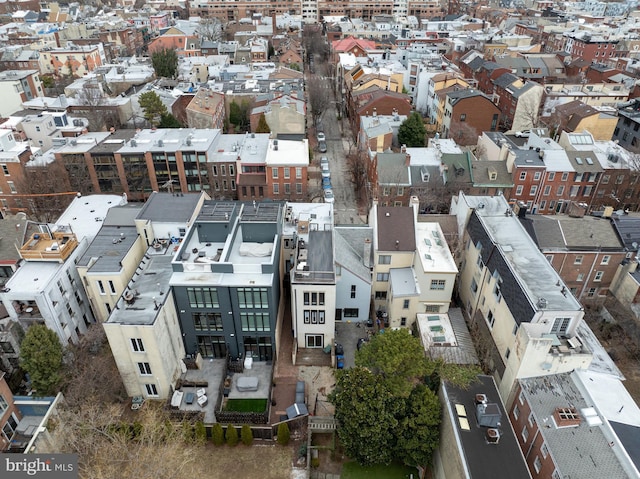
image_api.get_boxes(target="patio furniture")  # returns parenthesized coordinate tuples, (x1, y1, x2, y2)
(236, 376, 259, 392)
(197, 394, 208, 407)
(171, 390, 183, 408)
(185, 392, 195, 404)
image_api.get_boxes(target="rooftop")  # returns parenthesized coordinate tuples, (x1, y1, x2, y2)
(415, 222, 458, 274)
(264, 138, 309, 167)
(136, 192, 204, 223)
(54, 194, 126, 243)
(375, 206, 416, 252)
(120, 128, 221, 154)
(520, 372, 637, 479)
(418, 308, 479, 365)
(442, 375, 532, 479)
(76, 225, 138, 272)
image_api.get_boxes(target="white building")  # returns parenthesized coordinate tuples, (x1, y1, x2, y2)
(334, 226, 373, 322)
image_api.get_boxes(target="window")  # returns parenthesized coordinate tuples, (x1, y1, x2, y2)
(403, 299, 410, 309)
(541, 443, 549, 459)
(551, 317, 570, 335)
(528, 412, 536, 427)
(519, 172, 527, 180)
(522, 425, 529, 442)
(377, 272, 389, 282)
(513, 405, 520, 420)
(574, 255, 583, 265)
(471, 278, 478, 294)
(425, 305, 440, 313)
(130, 338, 145, 352)
(430, 279, 446, 290)
(273, 184, 279, 194)
(530, 185, 538, 196)
(400, 317, 407, 326)
(237, 288, 268, 308)
(557, 185, 565, 195)
(519, 389, 525, 405)
(587, 287, 596, 297)
(229, 164, 235, 176)
(187, 287, 219, 308)
(505, 347, 511, 359)
(548, 172, 555, 181)
(487, 310, 495, 328)
(296, 167, 302, 179)
(375, 291, 387, 300)
(552, 471, 561, 479)
(397, 186, 404, 196)
(601, 255, 610, 265)
(284, 167, 290, 179)
(460, 113, 466, 121)
(594, 271, 604, 282)
(2, 414, 17, 441)
(343, 308, 358, 318)
(516, 185, 523, 195)
(272, 169, 278, 179)
(138, 362, 152, 375)
(378, 255, 391, 264)
(145, 384, 158, 397)
(534, 456, 542, 474)
(296, 183, 302, 194)
(108, 280, 116, 294)
(577, 273, 584, 281)
(350, 285, 356, 299)
(98, 280, 105, 294)
(284, 183, 290, 194)
(193, 312, 223, 331)
(561, 172, 569, 181)
(1, 164, 8, 176)
(534, 171, 541, 181)
(540, 201, 546, 210)
(0, 394, 7, 414)
(306, 335, 323, 348)
(602, 174, 610, 184)
(543, 185, 551, 196)
(241, 312, 270, 331)
(8, 182, 16, 194)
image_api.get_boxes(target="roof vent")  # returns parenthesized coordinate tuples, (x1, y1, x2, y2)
(537, 297, 548, 309)
(477, 402, 502, 428)
(486, 428, 500, 444)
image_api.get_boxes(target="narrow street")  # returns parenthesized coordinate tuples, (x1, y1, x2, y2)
(307, 68, 366, 225)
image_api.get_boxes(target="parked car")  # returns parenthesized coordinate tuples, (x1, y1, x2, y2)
(357, 338, 368, 350)
(324, 189, 335, 204)
(335, 343, 344, 355)
(318, 140, 327, 153)
(320, 156, 329, 168)
(322, 177, 332, 189)
(321, 163, 330, 179)
(317, 132, 326, 142)
(515, 130, 531, 138)
(336, 354, 344, 369)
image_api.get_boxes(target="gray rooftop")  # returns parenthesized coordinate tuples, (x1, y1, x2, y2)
(525, 215, 623, 251)
(424, 308, 479, 365)
(0, 216, 28, 265)
(376, 206, 416, 252)
(520, 372, 633, 479)
(136, 192, 203, 223)
(376, 152, 410, 184)
(389, 267, 418, 296)
(307, 230, 334, 275)
(106, 250, 174, 326)
(334, 226, 373, 283)
(76, 225, 138, 271)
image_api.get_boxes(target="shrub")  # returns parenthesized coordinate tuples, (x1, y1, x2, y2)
(195, 421, 207, 445)
(212, 423, 224, 446)
(225, 425, 238, 446)
(241, 424, 253, 446)
(277, 422, 290, 446)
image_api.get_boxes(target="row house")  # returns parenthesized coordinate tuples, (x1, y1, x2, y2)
(96, 27, 145, 57)
(612, 98, 640, 151)
(457, 52, 510, 96)
(492, 73, 544, 132)
(373, 151, 412, 207)
(347, 87, 412, 142)
(0, 130, 37, 215)
(358, 113, 406, 152)
(563, 31, 621, 64)
(0, 47, 40, 72)
(185, 89, 226, 130)
(0, 70, 43, 118)
(523, 213, 626, 301)
(451, 193, 598, 403)
(188, 0, 299, 22)
(549, 100, 617, 141)
(542, 82, 630, 113)
(147, 22, 200, 58)
(39, 45, 104, 77)
(265, 137, 309, 201)
(425, 73, 470, 125)
(440, 88, 501, 145)
(510, 371, 639, 479)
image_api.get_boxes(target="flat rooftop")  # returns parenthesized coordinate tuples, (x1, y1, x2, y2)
(136, 192, 203, 223)
(55, 194, 126, 243)
(76, 225, 138, 272)
(416, 222, 458, 274)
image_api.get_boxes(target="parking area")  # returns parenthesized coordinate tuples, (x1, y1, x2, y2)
(335, 321, 374, 369)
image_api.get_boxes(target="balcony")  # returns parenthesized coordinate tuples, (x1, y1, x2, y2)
(19, 232, 78, 263)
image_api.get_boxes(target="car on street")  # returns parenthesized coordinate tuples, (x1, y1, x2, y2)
(324, 189, 335, 204)
(515, 130, 531, 138)
(357, 338, 368, 350)
(320, 156, 329, 168)
(317, 132, 326, 142)
(335, 343, 344, 355)
(318, 140, 327, 153)
(322, 177, 332, 189)
(321, 162, 330, 178)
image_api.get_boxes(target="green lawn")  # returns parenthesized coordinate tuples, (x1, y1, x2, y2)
(223, 398, 268, 412)
(341, 461, 418, 479)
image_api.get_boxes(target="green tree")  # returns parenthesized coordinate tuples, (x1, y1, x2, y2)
(241, 424, 253, 446)
(225, 425, 238, 446)
(229, 101, 242, 128)
(159, 113, 182, 128)
(289, 63, 301, 71)
(151, 48, 178, 78)
(396, 384, 441, 470)
(255, 113, 271, 133)
(276, 422, 290, 446)
(356, 329, 429, 397)
(211, 423, 224, 445)
(398, 111, 426, 147)
(20, 324, 63, 395)
(330, 368, 400, 465)
(228, 100, 251, 132)
(139, 91, 168, 126)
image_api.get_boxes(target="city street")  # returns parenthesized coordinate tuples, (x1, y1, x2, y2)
(308, 72, 366, 225)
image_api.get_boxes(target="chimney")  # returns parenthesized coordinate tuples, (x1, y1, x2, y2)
(401, 144, 407, 153)
(373, 108, 377, 117)
(364, 238, 372, 268)
(410, 195, 420, 220)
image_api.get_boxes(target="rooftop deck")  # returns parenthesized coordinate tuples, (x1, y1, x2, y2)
(19, 232, 78, 262)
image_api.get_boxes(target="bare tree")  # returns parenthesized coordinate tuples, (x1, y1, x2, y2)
(449, 120, 479, 146)
(307, 76, 331, 127)
(197, 17, 223, 42)
(75, 84, 119, 132)
(14, 161, 75, 222)
(513, 91, 543, 131)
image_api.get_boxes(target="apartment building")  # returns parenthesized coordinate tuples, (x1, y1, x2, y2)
(39, 46, 104, 77)
(265, 137, 309, 201)
(288, 203, 336, 352)
(451, 193, 603, 402)
(0, 195, 125, 348)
